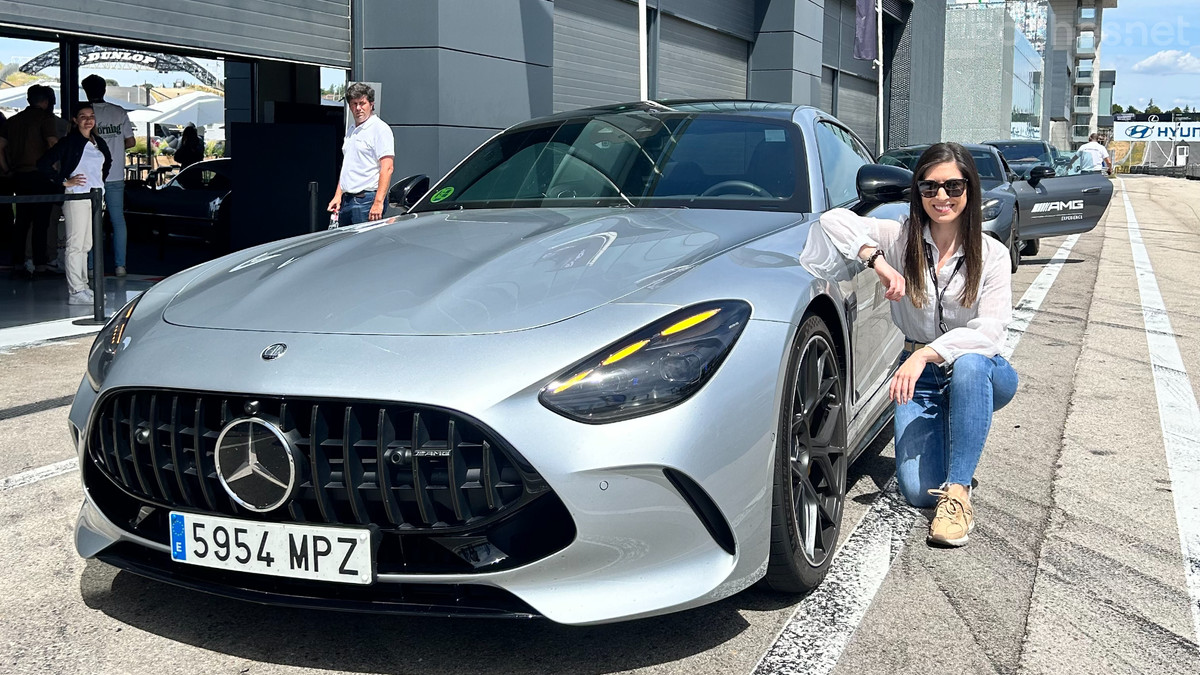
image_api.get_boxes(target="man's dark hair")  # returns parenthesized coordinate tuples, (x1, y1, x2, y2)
(81, 74, 107, 102)
(26, 85, 53, 106)
(345, 82, 375, 104)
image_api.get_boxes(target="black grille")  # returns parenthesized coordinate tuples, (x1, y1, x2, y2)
(87, 390, 546, 532)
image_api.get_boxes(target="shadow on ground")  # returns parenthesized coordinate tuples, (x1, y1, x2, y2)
(81, 558, 801, 674)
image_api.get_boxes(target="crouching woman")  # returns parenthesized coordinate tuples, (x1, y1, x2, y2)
(820, 142, 1017, 546)
(38, 102, 111, 305)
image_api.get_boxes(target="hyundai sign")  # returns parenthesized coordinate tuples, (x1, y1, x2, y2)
(1114, 121, 1200, 141)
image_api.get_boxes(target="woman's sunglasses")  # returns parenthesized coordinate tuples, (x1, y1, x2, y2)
(916, 179, 968, 199)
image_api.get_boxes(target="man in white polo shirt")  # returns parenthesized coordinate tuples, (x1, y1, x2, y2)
(1071, 132, 1112, 175)
(326, 82, 395, 225)
(82, 74, 135, 276)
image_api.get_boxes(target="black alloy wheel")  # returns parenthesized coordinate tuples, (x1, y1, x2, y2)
(1009, 220, 1021, 273)
(765, 315, 849, 593)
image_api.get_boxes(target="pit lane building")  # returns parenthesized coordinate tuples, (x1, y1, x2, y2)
(3, 1, 952, 180)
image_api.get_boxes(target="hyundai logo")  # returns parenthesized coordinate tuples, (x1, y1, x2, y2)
(1126, 125, 1154, 139)
(261, 343, 287, 360)
(214, 418, 298, 512)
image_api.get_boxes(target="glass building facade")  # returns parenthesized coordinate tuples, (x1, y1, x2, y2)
(1011, 31, 1044, 140)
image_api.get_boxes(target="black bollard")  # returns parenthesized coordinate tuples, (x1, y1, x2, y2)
(309, 181, 319, 233)
(74, 189, 108, 326)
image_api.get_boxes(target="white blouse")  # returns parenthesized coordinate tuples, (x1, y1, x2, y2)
(819, 208, 1013, 364)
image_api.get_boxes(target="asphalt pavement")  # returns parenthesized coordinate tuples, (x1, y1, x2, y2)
(1, 176, 1198, 674)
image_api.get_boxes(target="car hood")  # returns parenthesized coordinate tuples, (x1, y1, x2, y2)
(162, 207, 805, 335)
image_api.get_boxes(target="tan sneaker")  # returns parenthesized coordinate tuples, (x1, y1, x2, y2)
(927, 488, 974, 547)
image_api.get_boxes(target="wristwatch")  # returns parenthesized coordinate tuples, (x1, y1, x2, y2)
(866, 249, 886, 269)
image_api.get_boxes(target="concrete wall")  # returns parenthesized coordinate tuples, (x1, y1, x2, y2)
(360, 0, 554, 179)
(890, 0, 946, 147)
(942, 7, 1013, 143)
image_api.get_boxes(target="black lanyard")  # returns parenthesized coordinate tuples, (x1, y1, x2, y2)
(923, 244, 964, 335)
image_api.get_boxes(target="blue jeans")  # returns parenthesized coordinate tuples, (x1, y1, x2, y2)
(339, 190, 377, 226)
(88, 180, 127, 270)
(892, 352, 1018, 508)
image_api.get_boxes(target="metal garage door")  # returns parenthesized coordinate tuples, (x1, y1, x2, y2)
(835, 72, 878, 155)
(553, 0, 641, 113)
(655, 15, 748, 100)
(0, 0, 350, 68)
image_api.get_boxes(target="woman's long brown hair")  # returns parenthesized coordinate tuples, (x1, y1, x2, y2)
(903, 142, 984, 309)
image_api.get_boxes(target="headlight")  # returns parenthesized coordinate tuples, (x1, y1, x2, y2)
(539, 300, 751, 423)
(981, 198, 1003, 221)
(87, 295, 141, 391)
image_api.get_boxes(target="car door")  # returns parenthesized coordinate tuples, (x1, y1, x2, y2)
(814, 120, 903, 407)
(1010, 171, 1113, 240)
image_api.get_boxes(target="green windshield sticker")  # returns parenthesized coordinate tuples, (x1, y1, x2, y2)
(430, 187, 454, 203)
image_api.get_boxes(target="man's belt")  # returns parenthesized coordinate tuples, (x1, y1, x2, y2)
(904, 339, 928, 352)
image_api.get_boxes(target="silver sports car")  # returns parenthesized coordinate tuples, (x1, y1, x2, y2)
(70, 101, 911, 625)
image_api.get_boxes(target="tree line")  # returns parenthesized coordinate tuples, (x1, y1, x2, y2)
(1111, 98, 1192, 116)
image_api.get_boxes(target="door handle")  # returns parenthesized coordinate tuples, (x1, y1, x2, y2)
(1081, 187, 1100, 194)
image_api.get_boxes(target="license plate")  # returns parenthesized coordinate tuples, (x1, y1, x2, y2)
(169, 511, 373, 585)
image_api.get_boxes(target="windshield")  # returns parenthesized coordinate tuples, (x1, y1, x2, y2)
(970, 150, 1005, 186)
(410, 113, 809, 213)
(877, 150, 921, 171)
(990, 142, 1051, 166)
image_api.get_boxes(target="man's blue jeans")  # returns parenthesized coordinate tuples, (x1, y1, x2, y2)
(339, 190, 377, 226)
(89, 180, 127, 270)
(892, 352, 1019, 508)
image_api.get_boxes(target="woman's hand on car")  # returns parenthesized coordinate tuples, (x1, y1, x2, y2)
(875, 258, 905, 301)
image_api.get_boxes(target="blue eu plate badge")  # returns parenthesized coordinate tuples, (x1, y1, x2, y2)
(170, 513, 186, 560)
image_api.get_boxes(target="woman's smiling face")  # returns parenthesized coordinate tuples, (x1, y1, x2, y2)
(919, 161, 967, 229)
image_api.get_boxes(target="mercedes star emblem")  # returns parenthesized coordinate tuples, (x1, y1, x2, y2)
(261, 343, 287, 360)
(214, 417, 297, 512)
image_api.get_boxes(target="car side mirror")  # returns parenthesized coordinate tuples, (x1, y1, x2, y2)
(854, 164, 912, 214)
(1027, 165, 1055, 186)
(387, 174, 430, 211)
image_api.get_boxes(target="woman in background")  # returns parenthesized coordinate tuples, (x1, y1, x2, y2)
(38, 102, 111, 305)
(174, 125, 204, 169)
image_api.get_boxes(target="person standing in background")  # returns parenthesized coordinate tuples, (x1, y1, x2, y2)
(326, 82, 394, 226)
(38, 102, 111, 305)
(5, 84, 59, 279)
(82, 75, 135, 277)
(0, 110, 12, 265)
(174, 124, 204, 169)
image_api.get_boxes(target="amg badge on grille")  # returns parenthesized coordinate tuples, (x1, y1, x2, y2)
(261, 343, 287, 360)
(214, 418, 298, 511)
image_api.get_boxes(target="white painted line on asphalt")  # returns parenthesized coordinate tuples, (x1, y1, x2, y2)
(753, 481, 913, 675)
(1119, 178, 1200, 643)
(1002, 234, 1082, 359)
(0, 458, 78, 491)
(0, 317, 100, 353)
(753, 235, 1085, 674)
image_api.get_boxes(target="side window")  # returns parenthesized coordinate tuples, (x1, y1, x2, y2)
(815, 122, 867, 208)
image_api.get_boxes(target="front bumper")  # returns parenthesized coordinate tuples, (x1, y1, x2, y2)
(70, 311, 792, 625)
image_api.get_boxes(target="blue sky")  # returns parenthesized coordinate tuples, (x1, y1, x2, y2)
(1100, 0, 1200, 110)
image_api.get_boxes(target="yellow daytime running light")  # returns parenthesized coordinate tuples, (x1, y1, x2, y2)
(553, 370, 593, 394)
(601, 340, 649, 366)
(660, 309, 721, 336)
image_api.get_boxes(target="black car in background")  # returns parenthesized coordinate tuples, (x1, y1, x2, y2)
(124, 158, 233, 251)
(879, 142, 1113, 263)
(983, 139, 1059, 180)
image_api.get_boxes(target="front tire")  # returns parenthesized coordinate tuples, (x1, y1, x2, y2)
(1009, 221, 1021, 273)
(1021, 237, 1040, 256)
(764, 315, 849, 593)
